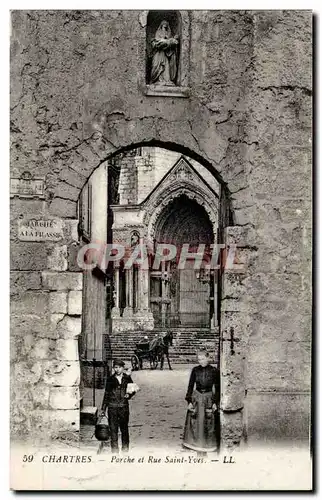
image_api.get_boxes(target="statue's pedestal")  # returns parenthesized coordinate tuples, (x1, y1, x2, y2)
(122, 307, 134, 318)
(144, 84, 190, 98)
(111, 307, 120, 319)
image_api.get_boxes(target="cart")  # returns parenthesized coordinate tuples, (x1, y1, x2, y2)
(131, 340, 159, 370)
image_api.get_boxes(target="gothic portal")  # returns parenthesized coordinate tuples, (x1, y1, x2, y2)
(108, 148, 220, 364)
(150, 195, 215, 329)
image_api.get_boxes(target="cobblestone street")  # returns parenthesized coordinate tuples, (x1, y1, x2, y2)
(81, 364, 215, 454)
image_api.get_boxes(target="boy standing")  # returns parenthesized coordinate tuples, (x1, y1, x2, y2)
(100, 359, 134, 453)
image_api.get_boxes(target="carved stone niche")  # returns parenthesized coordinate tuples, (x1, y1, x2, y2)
(139, 10, 190, 98)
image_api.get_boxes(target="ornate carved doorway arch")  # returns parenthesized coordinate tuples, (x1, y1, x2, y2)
(150, 194, 216, 329)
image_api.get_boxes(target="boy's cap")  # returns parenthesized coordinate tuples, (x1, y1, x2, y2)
(113, 359, 125, 367)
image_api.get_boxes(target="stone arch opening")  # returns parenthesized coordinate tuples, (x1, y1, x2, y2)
(42, 134, 242, 448)
(69, 138, 231, 206)
(78, 145, 232, 439)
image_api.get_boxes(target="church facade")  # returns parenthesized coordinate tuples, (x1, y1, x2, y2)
(78, 148, 222, 373)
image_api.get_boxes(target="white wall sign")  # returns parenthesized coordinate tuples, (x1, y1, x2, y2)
(18, 219, 64, 241)
(10, 171, 45, 198)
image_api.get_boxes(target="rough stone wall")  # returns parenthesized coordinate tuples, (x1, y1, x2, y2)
(218, 11, 312, 448)
(150, 148, 179, 187)
(118, 154, 137, 205)
(135, 149, 154, 203)
(244, 11, 312, 393)
(10, 10, 311, 444)
(10, 217, 82, 441)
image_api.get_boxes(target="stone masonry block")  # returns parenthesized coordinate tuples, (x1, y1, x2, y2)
(30, 409, 80, 437)
(291, 362, 311, 391)
(10, 271, 42, 294)
(42, 272, 82, 291)
(27, 337, 56, 360)
(42, 361, 80, 386)
(10, 382, 34, 416)
(59, 167, 87, 190)
(55, 182, 79, 202)
(10, 335, 19, 363)
(11, 291, 49, 315)
(49, 386, 80, 410)
(224, 226, 255, 247)
(68, 290, 82, 315)
(222, 272, 247, 300)
(77, 140, 101, 166)
(64, 220, 79, 243)
(10, 198, 47, 219)
(246, 361, 297, 391)
(220, 311, 253, 342)
(56, 315, 81, 339)
(55, 338, 79, 361)
(10, 243, 48, 271)
(247, 340, 289, 364)
(14, 362, 42, 385)
(47, 245, 68, 271)
(11, 313, 54, 339)
(30, 384, 50, 409)
(221, 341, 245, 411)
(12, 334, 55, 362)
(50, 313, 65, 331)
(49, 198, 77, 218)
(49, 292, 68, 314)
(67, 242, 83, 272)
(220, 409, 244, 450)
(221, 297, 249, 313)
(287, 341, 311, 365)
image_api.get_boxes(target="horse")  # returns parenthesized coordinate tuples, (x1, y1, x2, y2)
(150, 331, 173, 370)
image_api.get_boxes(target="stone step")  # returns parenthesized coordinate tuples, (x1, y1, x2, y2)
(111, 344, 215, 348)
(111, 342, 218, 348)
(111, 339, 218, 343)
(111, 343, 217, 348)
(109, 329, 219, 363)
(110, 340, 217, 346)
(110, 338, 218, 343)
(111, 343, 217, 349)
(111, 349, 216, 354)
(111, 344, 218, 350)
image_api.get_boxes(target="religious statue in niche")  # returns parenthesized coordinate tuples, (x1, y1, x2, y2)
(150, 20, 179, 86)
(131, 231, 140, 247)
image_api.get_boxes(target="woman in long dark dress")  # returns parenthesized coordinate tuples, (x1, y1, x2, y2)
(183, 350, 220, 453)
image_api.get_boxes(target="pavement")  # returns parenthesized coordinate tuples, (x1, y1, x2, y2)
(80, 364, 215, 454)
(80, 363, 310, 457)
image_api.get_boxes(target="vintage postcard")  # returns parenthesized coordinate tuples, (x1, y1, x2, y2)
(10, 9, 312, 490)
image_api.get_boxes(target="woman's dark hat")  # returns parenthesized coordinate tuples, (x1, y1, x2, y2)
(113, 359, 125, 367)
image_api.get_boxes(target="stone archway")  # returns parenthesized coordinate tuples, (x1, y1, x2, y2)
(14, 115, 253, 448)
(61, 136, 250, 451)
(10, 10, 312, 459)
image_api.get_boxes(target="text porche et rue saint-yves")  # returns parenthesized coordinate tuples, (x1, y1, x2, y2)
(40, 455, 208, 464)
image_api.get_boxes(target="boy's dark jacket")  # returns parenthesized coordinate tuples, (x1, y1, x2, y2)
(101, 373, 134, 411)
